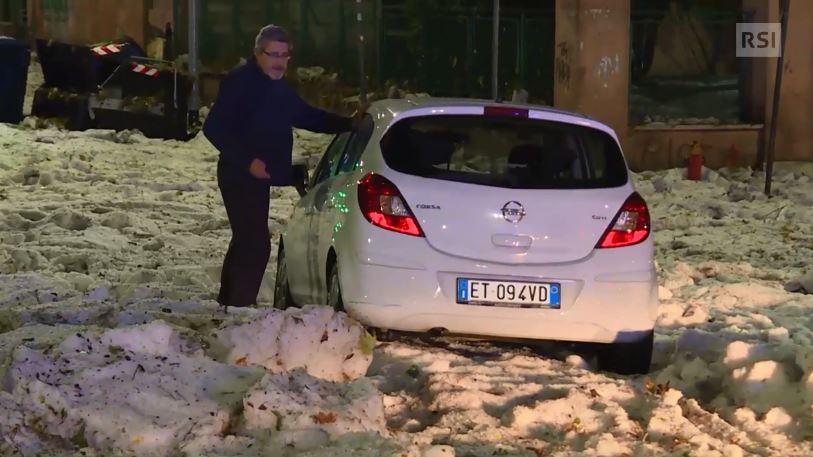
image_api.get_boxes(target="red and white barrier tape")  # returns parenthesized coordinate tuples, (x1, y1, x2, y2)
(131, 63, 160, 77)
(91, 44, 121, 56)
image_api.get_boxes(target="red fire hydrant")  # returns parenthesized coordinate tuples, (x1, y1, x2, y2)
(687, 141, 704, 181)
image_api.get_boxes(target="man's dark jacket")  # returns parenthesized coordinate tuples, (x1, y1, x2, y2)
(203, 57, 351, 186)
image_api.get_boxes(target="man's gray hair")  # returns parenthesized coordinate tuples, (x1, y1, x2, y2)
(254, 24, 292, 53)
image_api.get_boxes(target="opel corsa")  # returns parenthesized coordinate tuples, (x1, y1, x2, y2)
(275, 98, 657, 374)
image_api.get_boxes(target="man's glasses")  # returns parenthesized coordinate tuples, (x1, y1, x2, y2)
(263, 50, 290, 59)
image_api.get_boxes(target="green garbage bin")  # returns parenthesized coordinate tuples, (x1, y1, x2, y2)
(0, 37, 30, 124)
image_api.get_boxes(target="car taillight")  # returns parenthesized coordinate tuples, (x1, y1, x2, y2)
(358, 173, 424, 237)
(596, 192, 650, 249)
(484, 106, 529, 118)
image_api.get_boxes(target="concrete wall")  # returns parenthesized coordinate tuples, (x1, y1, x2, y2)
(0, 22, 17, 36)
(762, 0, 813, 163)
(554, 0, 811, 170)
(147, 0, 173, 33)
(20, 0, 813, 167)
(627, 126, 762, 170)
(554, 0, 630, 140)
(27, 0, 172, 47)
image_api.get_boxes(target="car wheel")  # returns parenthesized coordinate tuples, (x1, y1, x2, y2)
(273, 243, 297, 309)
(327, 261, 345, 312)
(598, 331, 653, 375)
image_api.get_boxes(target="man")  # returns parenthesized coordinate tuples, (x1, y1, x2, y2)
(204, 24, 364, 308)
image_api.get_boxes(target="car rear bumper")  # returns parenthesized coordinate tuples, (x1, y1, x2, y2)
(339, 240, 658, 345)
(346, 301, 653, 344)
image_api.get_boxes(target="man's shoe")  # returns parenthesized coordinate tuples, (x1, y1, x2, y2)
(217, 303, 256, 312)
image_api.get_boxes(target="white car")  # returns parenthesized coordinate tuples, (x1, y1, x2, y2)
(276, 98, 657, 374)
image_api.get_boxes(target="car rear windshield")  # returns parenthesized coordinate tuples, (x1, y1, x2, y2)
(380, 115, 628, 189)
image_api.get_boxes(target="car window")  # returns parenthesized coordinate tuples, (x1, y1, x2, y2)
(379, 115, 628, 189)
(311, 132, 351, 187)
(337, 115, 374, 174)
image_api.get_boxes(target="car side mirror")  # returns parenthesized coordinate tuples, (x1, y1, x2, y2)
(292, 163, 310, 197)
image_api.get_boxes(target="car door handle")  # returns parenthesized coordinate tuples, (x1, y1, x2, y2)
(492, 234, 533, 248)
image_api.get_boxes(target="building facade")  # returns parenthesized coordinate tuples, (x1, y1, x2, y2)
(7, 0, 813, 169)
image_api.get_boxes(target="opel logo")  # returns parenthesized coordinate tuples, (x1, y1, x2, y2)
(501, 201, 526, 223)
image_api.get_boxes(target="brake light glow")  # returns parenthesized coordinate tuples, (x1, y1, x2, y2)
(596, 192, 650, 248)
(484, 106, 529, 118)
(358, 173, 424, 237)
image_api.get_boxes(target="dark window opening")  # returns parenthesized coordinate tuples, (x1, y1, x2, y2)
(630, 0, 750, 126)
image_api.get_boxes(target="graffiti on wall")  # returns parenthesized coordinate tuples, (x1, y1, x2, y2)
(555, 41, 571, 88)
(596, 54, 620, 88)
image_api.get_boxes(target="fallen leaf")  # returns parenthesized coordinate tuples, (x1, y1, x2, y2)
(564, 417, 583, 434)
(312, 411, 337, 424)
(644, 378, 670, 396)
(359, 331, 376, 355)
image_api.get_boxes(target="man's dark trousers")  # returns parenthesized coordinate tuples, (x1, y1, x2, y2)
(217, 160, 270, 307)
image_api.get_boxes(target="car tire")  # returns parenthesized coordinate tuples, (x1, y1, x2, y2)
(598, 331, 653, 375)
(327, 261, 345, 312)
(273, 243, 297, 309)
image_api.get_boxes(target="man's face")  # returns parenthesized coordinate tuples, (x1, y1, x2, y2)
(256, 40, 290, 80)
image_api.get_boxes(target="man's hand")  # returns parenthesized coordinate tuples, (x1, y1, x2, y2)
(351, 101, 370, 130)
(249, 158, 271, 179)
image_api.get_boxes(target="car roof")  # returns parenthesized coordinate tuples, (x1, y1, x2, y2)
(367, 97, 613, 134)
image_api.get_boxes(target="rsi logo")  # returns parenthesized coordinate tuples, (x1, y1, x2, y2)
(741, 30, 777, 49)
(736, 23, 781, 57)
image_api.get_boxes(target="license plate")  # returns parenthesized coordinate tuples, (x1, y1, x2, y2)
(456, 278, 561, 308)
